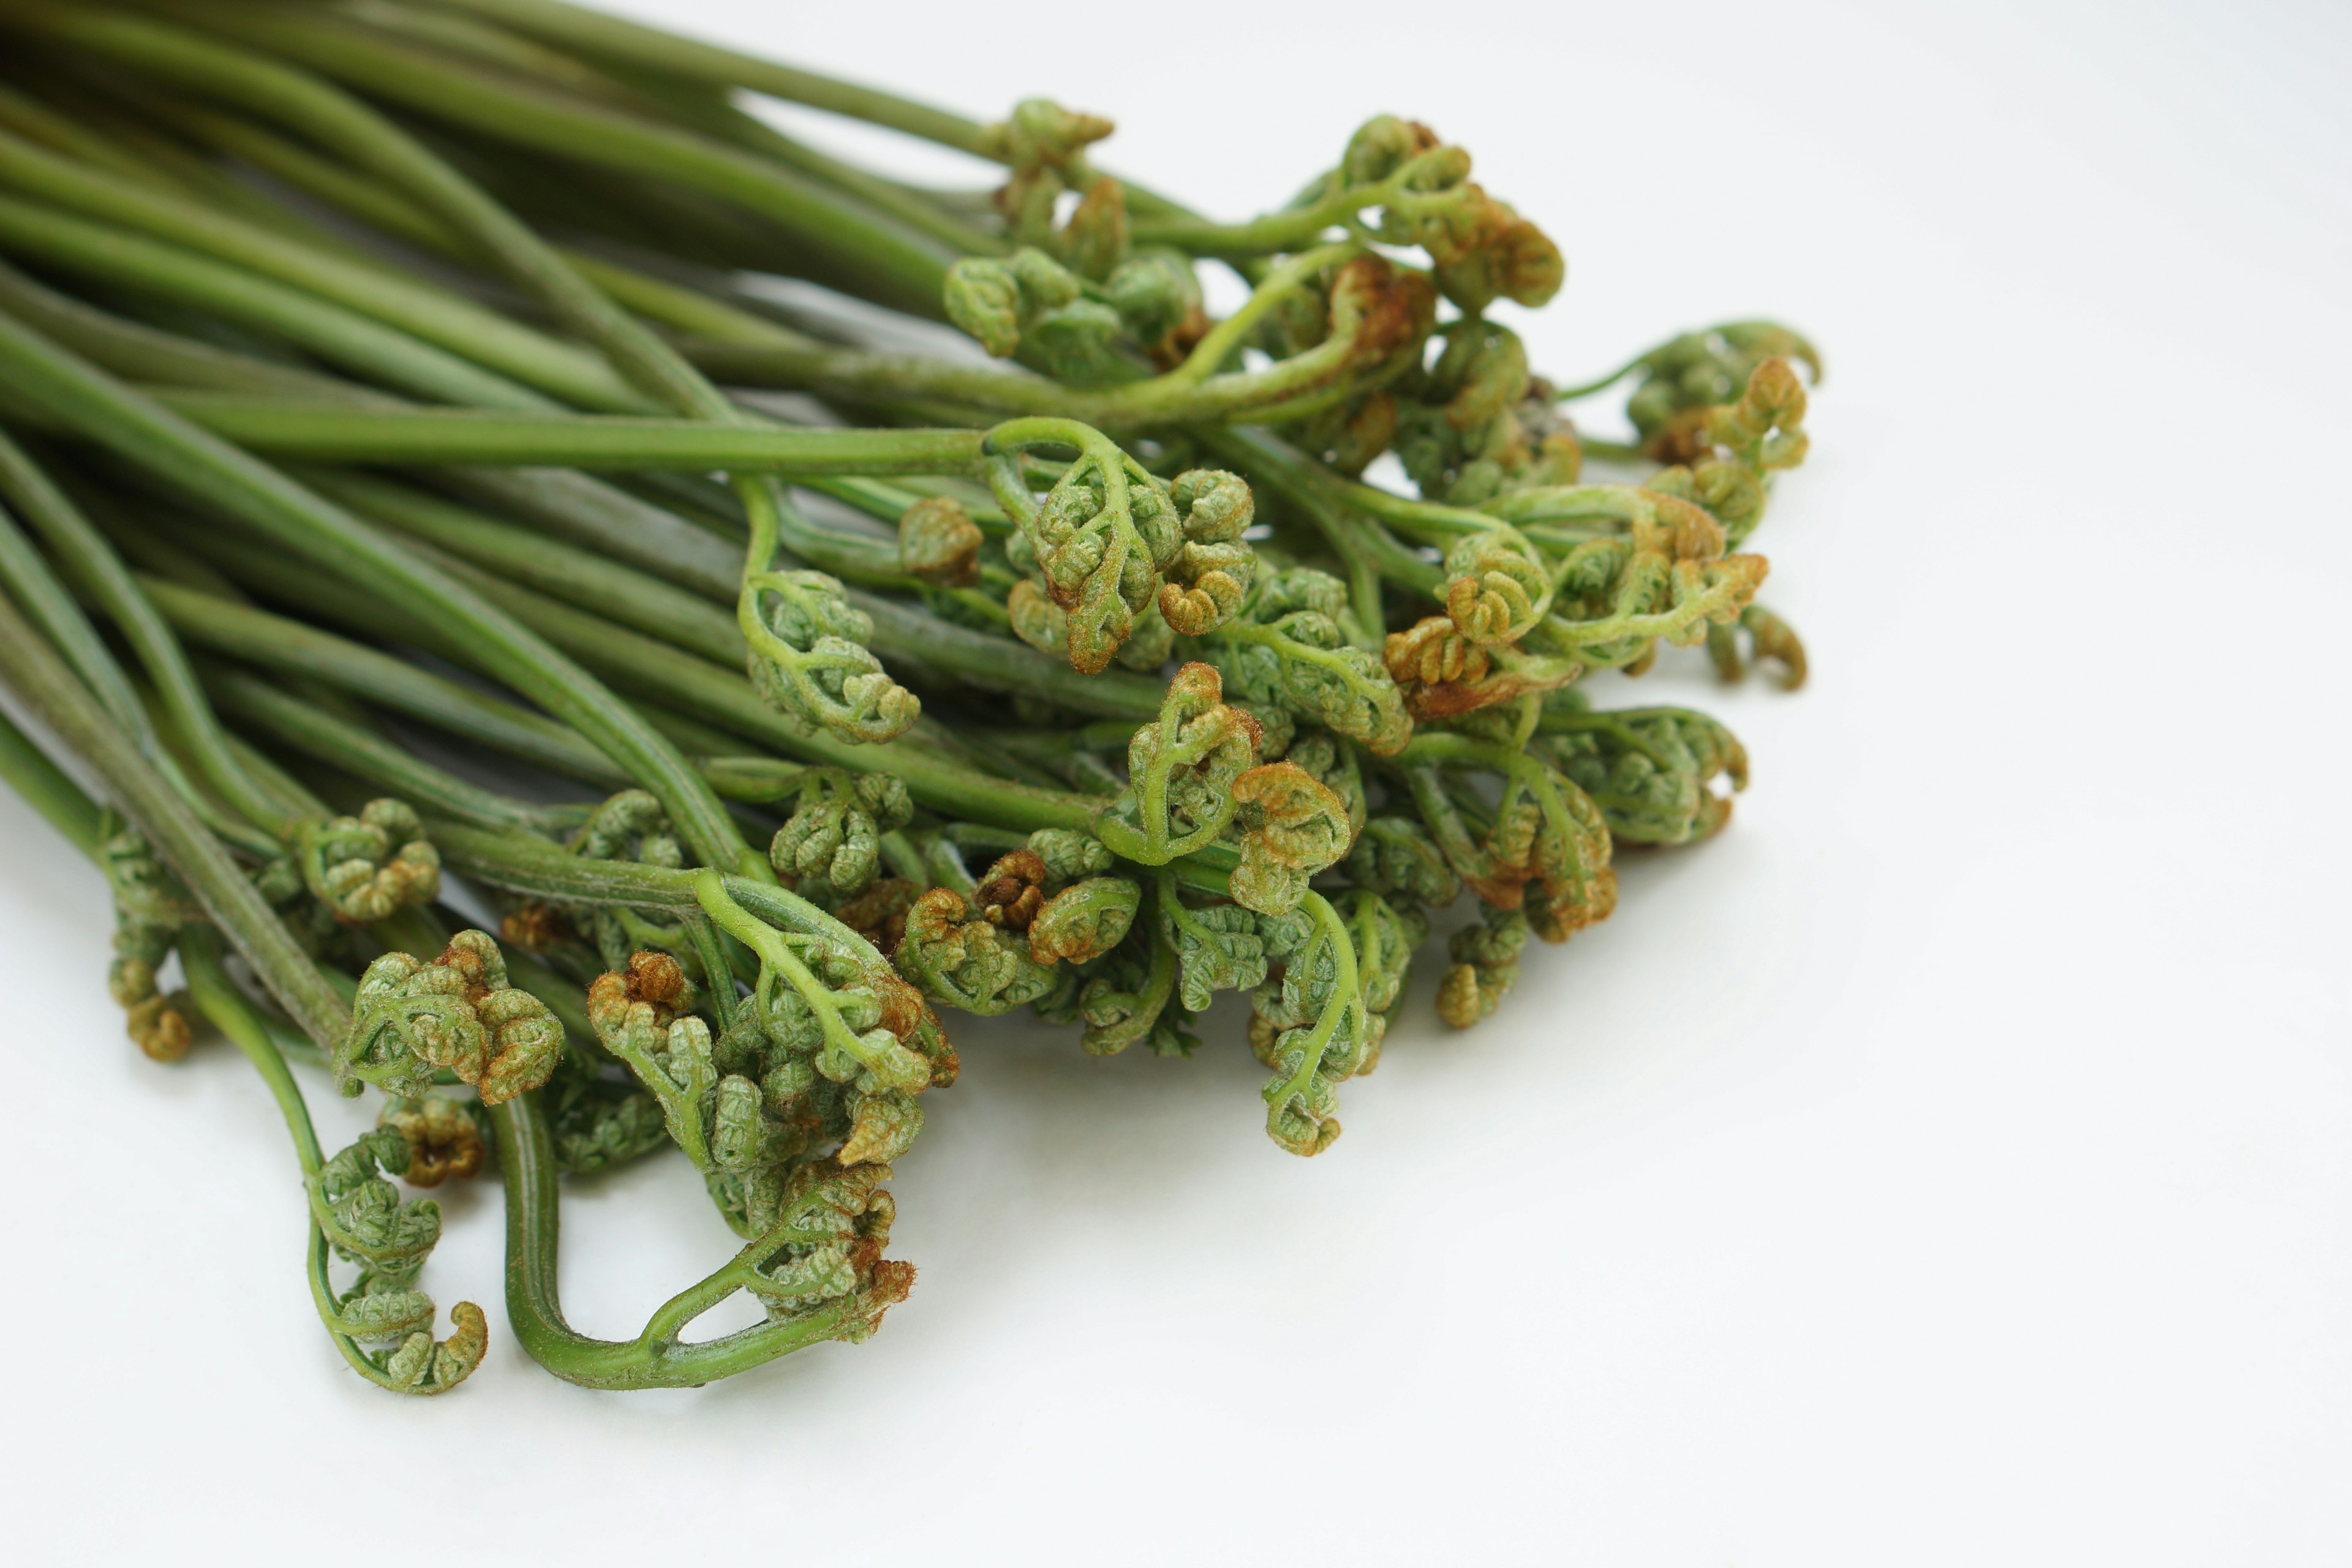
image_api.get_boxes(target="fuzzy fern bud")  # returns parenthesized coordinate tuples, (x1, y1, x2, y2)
(770, 768, 913, 897)
(1095, 662, 1263, 863)
(338, 930, 564, 1104)
(298, 798, 439, 924)
(1227, 761, 1355, 916)
(896, 495, 983, 586)
(744, 568, 921, 743)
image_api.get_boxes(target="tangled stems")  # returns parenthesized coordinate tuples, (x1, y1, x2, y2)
(0, 432, 288, 850)
(132, 393, 990, 474)
(158, 0, 957, 318)
(1257, 890, 1370, 1156)
(0, 108, 645, 412)
(180, 928, 485, 1393)
(0, 186, 556, 413)
(0, 312, 758, 878)
(0, 556, 347, 1044)
(693, 869, 930, 1095)
(736, 479, 920, 744)
(698, 243, 1423, 429)
(490, 1090, 907, 1389)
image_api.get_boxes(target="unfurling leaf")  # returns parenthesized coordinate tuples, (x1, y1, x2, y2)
(339, 930, 562, 1104)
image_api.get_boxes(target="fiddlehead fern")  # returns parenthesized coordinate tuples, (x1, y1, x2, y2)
(1093, 662, 1261, 862)
(769, 767, 913, 898)
(1345, 814, 1463, 907)
(1157, 878, 1271, 1014)
(379, 1095, 485, 1188)
(895, 878, 1060, 1015)
(896, 495, 982, 586)
(1155, 468, 1257, 637)
(309, 1123, 488, 1393)
(1441, 526, 1554, 646)
(1204, 568, 1413, 755)
(97, 815, 200, 1061)
(1435, 905, 1529, 1028)
(944, 246, 1132, 381)
(976, 98, 1117, 255)
(1618, 325, 1820, 465)
(1248, 890, 1373, 1155)
(295, 797, 439, 924)
(1226, 760, 1355, 917)
(1707, 603, 1808, 690)
(692, 873, 950, 1216)
(1390, 318, 1581, 505)
(1077, 908, 1191, 1057)
(1389, 486, 1768, 717)
(337, 929, 565, 1104)
(542, 1054, 673, 1175)
(1025, 872, 1142, 965)
(742, 564, 921, 743)
(986, 422, 1254, 671)
(1283, 728, 1367, 837)
(1403, 733, 1616, 928)
(1534, 705, 1749, 845)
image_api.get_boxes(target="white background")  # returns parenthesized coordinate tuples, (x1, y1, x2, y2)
(3, 1, 2348, 1562)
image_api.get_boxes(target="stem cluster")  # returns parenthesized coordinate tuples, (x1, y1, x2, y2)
(0, 0, 1818, 1396)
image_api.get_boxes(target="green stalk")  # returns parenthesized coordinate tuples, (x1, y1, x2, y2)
(0, 117, 649, 410)
(407, 542, 1100, 831)
(1, 2, 708, 419)
(300, 466, 746, 665)
(132, 572, 625, 785)
(420, 0, 1000, 157)
(142, 391, 987, 472)
(0, 701, 100, 851)
(0, 256, 372, 398)
(0, 191, 557, 409)
(204, 662, 582, 834)
(591, 61, 1005, 257)
(137, 511, 1104, 827)
(0, 80, 164, 186)
(0, 572, 346, 1044)
(138, 522, 788, 801)
(0, 307, 756, 875)
(0, 440, 286, 848)
(489, 1087, 889, 1390)
(153, 2, 955, 319)
(406, 465, 1157, 719)
(428, 816, 699, 908)
(420, 0, 1207, 227)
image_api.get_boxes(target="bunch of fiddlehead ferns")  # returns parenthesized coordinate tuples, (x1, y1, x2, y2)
(0, 0, 1817, 1395)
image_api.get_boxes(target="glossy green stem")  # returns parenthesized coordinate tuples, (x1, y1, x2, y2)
(139, 391, 987, 473)
(0, 190, 554, 410)
(489, 1088, 878, 1390)
(0, 701, 100, 851)
(0, 571, 347, 1044)
(174, 2, 955, 319)
(204, 663, 581, 834)
(0, 114, 647, 410)
(423, 0, 998, 156)
(0, 255, 364, 398)
(0, 428, 292, 836)
(0, 309, 755, 874)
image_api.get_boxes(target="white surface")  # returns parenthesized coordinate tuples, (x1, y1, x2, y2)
(4, 1, 2348, 1562)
